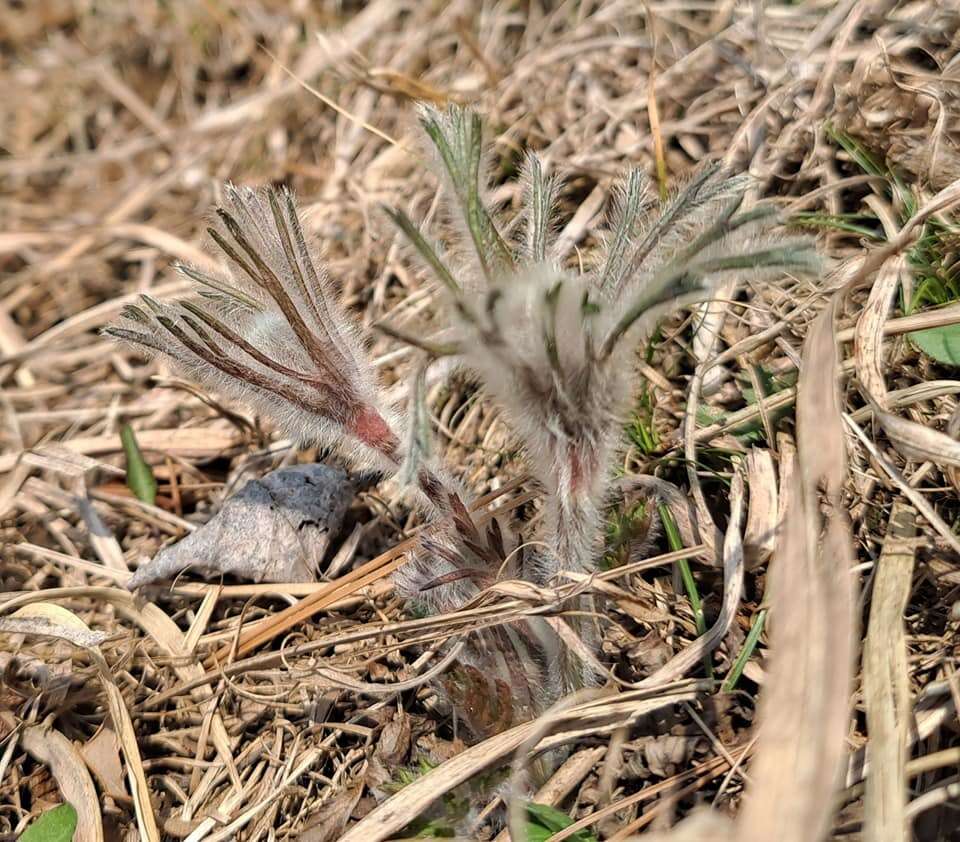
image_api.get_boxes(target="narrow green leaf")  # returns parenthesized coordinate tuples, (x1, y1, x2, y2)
(121, 424, 158, 505)
(526, 803, 575, 831)
(723, 607, 767, 693)
(791, 212, 884, 240)
(383, 205, 462, 296)
(659, 504, 712, 678)
(824, 123, 885, 177)
(910, 325, 960, 366)
(525, 802, 598, 842)
(20, 803, 78, 842)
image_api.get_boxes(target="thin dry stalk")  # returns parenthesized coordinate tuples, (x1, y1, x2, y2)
(863, 500, 917, 842)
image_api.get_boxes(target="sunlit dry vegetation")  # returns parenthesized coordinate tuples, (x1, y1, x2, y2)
(2, 2, 960, 840)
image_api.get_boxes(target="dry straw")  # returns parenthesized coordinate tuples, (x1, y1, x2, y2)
(3, 1, 960, 840)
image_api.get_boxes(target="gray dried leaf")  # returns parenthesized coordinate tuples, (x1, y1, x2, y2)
(0, 604, 107, 650)
(873, 404, 960, 468)
(128, 464, 356, 587)
(374, 711, 412, 768)
(300, 784, 364, 842)
(644, 734, 697, 778)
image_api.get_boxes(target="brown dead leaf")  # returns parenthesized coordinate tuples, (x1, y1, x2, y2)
(441, 662, 515, 741)
(626, 631, 673, 672)
(300, 784, 365, 842)
(644, 735, 697, 778)
(415, 733, 467, 765)
(374, 711, 412, 768)
(80, 726, 127, 802)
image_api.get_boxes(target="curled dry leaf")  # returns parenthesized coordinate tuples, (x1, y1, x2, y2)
(0, 603, 107, 649)
(20, 726, 104, 842)
(853, 255, 905, 407)
(872, 405, 960, 469)
(127, 464, 356, 588)
(300, 784, 365, 842)
(743, 448, 778, 570)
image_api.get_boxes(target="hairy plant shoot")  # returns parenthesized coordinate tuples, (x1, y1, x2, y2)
(105, 104, 818, 739)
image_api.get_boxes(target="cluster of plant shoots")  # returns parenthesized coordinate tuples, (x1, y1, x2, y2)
(105, 105, 817, 740)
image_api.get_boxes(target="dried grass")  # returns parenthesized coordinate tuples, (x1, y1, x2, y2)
(3, 2, 960, 840)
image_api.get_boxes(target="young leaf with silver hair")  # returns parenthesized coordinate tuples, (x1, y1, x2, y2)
(105, 104, 818, 737)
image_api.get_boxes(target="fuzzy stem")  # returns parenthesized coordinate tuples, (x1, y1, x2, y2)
(544, 443, 610, 690)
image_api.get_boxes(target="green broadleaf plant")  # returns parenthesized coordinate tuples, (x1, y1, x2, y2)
(20, 803, 78, 842)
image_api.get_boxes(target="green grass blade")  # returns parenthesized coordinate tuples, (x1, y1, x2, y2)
(383, 205, 462, 296)
(722, 607, 767, 692)
(121, 424, 158, 505)
(659, 503, 711, 678)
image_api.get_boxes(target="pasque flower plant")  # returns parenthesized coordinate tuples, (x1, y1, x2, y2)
(105, 105, 817, 738)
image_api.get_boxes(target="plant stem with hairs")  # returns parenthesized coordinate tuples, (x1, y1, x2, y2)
(105, 104, 817, 739)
